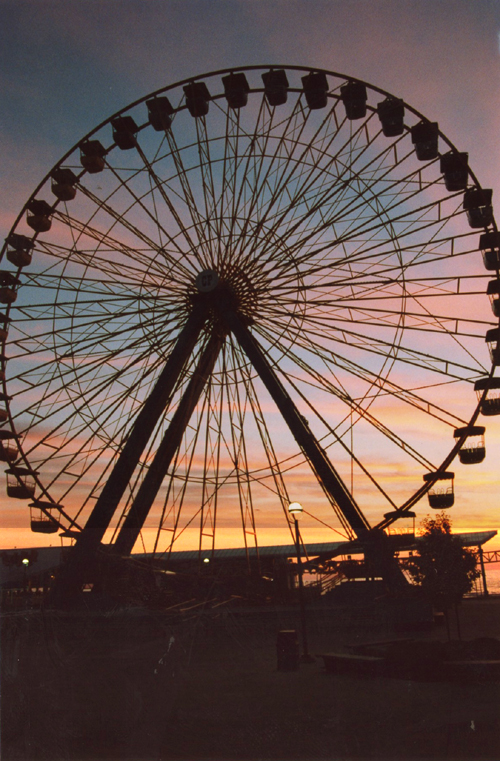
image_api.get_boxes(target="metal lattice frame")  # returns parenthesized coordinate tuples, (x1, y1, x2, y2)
(0, 65, 498, 568)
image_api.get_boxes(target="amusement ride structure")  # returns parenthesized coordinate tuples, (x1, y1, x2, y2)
(1, 65, 499, 599)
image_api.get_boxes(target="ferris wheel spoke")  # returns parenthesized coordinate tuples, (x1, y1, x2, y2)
(211, 101, 292, 258)
(246, 361, 369, 537)
(228, 334, 354, 537)
(237, 357, 288, 494)
(269, 228, 480, 295)
(284, 272, 490, 303)
(215, 107, 243, 254)
(272, 131, 408, 257)
(264, 306, 487, 380)
(271, 299, 493, 340)
(151, 449, 193, 557)
(8, 332, 180, 404)
(49, 305, 209, 578)
(166, 390, 236, 556)
(254, 338, 410, 509)
(15, 345, 165, 469)
(47, 210, 188, 284)
(132, 140, 210, 271)
(11, 276, 187, 339)
(219, 340, 260, 555)
(163, 129, 217, 262)
(270, 244, 478, 320)
(19, 265, 170, 300)
(308, 201, 465, 287)
(250, 335, 467, 524)
(240, 115, 412, 273)
(223, 307, 371, 536)
(113, 327, 224, 555)
(193, 116, 222, 265)
(256, 323, 440, 468)
(232, 94, 326, 266)
(174, 399, 211, 517)
(217, 102, 282, 263)
(70, 181, 195, 280)
(260, 155, 453, 281)
(197, 367, 226, 554)
(234, 344, 311, 540)
(13, 308, 178, 367)
(219, 98, 284, 255)
(144, 379, 212, 555)
(228, 98, 312, 257)
(256, 317, 474, 426)
(9, 312, 176, 403)
(102, 159, 203, 266)
(318, 146, 439, 236)
(267, 192, 462, 286)
(20, 399, 129, 510)
(253, 97, 356, 215)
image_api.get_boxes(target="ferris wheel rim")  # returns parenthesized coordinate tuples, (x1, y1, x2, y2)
(0, 63, 497, 549)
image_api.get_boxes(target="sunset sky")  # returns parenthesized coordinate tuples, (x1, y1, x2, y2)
(1, 0, 499, 552)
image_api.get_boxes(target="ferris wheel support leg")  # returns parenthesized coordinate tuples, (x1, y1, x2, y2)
(223, 309, 408, 589)
(51, 305, 209, 603)
(222, 308, 371, 540)
(114, 328, 226, 556)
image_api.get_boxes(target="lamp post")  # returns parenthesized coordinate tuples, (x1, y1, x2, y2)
(288, 502, 314, 663)
(22, 557, 30, 594)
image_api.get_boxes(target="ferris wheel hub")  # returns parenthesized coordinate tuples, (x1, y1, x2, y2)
(193, 266, 259, 324)
(195, 269, 219, 293)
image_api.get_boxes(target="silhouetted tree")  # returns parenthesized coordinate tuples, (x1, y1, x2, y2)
(406, 513, 479, 639)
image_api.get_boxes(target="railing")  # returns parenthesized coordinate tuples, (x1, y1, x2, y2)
(385, 527, 414, 535)
(477, 550, 500, 564)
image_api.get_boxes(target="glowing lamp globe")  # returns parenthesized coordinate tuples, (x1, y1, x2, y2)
(288, 502, 303, 518)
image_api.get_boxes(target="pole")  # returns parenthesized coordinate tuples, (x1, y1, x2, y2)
(478, 546, 489, 597)
(294, 517, 314, 663)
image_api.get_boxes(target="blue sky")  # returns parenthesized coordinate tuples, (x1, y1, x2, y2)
(1, 0, 499, 549)
(1, 1, 500, 187)
(1, 0, 499, 225)
(1, 0, 499, 239)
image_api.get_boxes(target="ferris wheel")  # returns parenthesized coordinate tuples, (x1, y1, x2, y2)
(1, 65, 499, 565)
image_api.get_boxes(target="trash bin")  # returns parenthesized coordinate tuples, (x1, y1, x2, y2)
(276, 630, 299, 671)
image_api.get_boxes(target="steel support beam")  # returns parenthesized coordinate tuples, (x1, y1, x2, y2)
(76, 305, 208, 549)
(222, 308, 371, 539)
(51, 305, 208, 601)
(114, 329, 225, 556)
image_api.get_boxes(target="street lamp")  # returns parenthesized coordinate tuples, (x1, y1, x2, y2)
(288, 502, 314, 663)
(22, 557, 30, 594)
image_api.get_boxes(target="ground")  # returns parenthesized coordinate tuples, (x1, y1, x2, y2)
(1, 596, 499, 760)
(160, 597, 500, 761)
